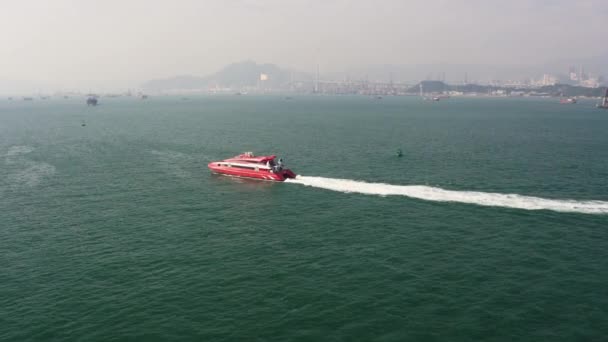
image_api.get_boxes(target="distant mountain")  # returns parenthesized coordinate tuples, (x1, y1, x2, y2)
(141, 61, 303, 92)
(206, 60, 287, 87)
(142, 57, 608, 93)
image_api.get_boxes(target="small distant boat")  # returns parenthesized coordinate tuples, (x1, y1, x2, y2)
(597, 88, 608, 109)
(559, 92, 576, 104)
(560, 97, 577, 104)
(23, 97, 33, 101)
(86, 97, 98, 106)
(396, 149, 403, 157)
(208, 152, 296, 182)
(81, 121, 86, 127)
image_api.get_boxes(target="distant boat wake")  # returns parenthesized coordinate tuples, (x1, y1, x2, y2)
(285, 176, 608, 215)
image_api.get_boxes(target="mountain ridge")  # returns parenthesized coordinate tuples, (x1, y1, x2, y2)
(141, 61, 300, 92)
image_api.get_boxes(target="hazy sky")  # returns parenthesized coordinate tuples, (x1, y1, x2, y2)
(2, 0, 607, 90)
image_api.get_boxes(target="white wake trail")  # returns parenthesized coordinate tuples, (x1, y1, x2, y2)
(285, 176, 608, 215)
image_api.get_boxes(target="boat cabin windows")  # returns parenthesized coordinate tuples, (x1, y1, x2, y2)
(218, 162, 272, 171)
(228, 164, 256, 170)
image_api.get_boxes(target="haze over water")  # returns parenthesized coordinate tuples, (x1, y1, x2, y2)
(2, 0, 608, 91)
(2, 95, 607, 340)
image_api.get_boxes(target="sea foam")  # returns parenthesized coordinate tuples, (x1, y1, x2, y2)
(11, 162, 56, 187)
(4, 145, 34, 158)
(286, 176, 608, 215)
(3, 146, 55, 188)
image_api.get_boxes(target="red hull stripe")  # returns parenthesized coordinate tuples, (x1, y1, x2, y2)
(208, 165, 288, 181)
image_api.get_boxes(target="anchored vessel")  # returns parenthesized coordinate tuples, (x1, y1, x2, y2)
(208, 152, 296, 182)
(86, 97, 98, 106)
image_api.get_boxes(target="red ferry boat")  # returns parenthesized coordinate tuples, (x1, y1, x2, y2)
(208, 152, 296, 182)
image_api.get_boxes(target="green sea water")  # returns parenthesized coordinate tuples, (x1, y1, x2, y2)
(1, 95, 608, 341)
